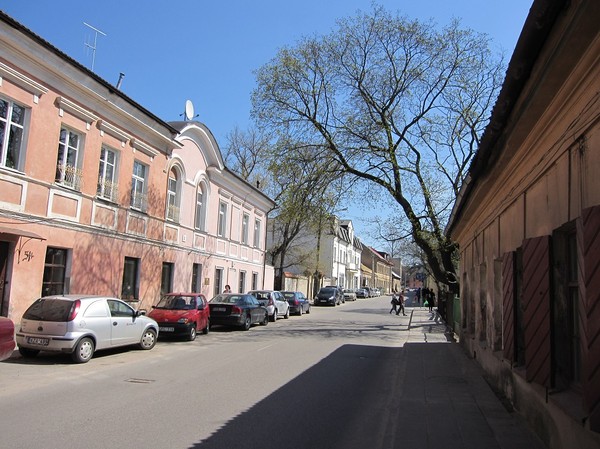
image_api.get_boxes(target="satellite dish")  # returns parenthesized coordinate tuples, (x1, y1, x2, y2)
(184, 100, 195, 121)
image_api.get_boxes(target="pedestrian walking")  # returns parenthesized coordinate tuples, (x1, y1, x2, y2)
(396, 289, 407, 316)
(389, 293, 399, 314)
(428, 291, 435, 313)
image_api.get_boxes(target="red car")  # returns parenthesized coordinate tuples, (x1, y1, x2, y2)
(148, 293, 209, 341)
(0, 316, 15, 361)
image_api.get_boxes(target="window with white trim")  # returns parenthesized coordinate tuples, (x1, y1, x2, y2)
(195, 185, 206, 231)
(253, 218, 261, 248)
(55, 126, 83, 190)
(166, 168, 180, 222)
(97, 146, 118, 201)
(241, 213, 249, 244)
(218, 201, 228, 237)
(130, 160, 148, 212)
(0, 98, 27, 171)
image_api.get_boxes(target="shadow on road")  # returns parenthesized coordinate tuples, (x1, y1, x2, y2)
(188, 342, 544, 449)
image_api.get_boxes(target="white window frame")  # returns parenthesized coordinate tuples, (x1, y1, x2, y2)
(253, 218, 261, 248)
(97, 145, 118, 201)
(130, 160, 148, 212)
(195, 185, 206, 231)
(218, 201, 228, 237)
(0, 97, 27, 171)
(56, 126, 83, 190)
(241, 213, 249, 244)
(166, 169, 181, 222)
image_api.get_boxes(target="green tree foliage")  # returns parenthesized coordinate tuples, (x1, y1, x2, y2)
(252, 6, 505, 293)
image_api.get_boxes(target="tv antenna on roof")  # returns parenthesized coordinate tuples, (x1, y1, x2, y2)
(83, 22, 106, 71)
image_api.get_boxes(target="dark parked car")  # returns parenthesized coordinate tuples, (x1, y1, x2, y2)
(148, 293, 210, 341)
(355, 288, 368, 298)
(315, 286, 343, 306)
(281, 291, 310, 315)
(208, 294, 268, 330)
(0, 316, 15, 361)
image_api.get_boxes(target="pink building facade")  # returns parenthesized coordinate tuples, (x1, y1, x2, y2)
(0, 12, 275, 321)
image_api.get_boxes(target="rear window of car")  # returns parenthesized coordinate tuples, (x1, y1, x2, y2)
(211, 294, 245, 304)
(23, 298, 74, 322)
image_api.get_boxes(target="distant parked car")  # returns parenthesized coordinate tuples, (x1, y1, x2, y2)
(343, 289, 357, 301)
(315, 286, 344, 306)
(148, 292, 210, 341)
(355, 288, 368, 298)
(0, 316, 15, 361)
(208, 293, 268, 330)
(248, 290, 290, 321)
(281, 291, 311, 315)
(16, 295, 158, 363)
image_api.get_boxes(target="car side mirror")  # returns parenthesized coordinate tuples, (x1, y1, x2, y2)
(136, 309, 147, 317)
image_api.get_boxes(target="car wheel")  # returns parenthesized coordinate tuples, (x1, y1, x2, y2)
(306, 305, 311, 314)
(139, 328, 157, 350)
(187, 325, 197, 341)
(202, 320, 210, 335)
(298, 306, 303, 316)
(18, 347, 40, 358)
(284, 308, 289, 319)
(260, 312, 268, 326)
(242, 314, 252, 331)
(270, 309, 277, 322)
(71, 337, 94, 363)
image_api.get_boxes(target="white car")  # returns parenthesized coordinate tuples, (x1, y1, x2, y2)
(16, 295, 158, 363)
(248, 290, 290, 322)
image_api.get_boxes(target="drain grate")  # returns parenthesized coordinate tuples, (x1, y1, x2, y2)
(125, 378, 155, 384)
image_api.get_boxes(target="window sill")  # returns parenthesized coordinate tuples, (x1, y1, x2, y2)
(95, 195, 118, 205)
(54, 182, 82, 193)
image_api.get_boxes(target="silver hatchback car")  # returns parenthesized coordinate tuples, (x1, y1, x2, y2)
(16, 295, 159, 363)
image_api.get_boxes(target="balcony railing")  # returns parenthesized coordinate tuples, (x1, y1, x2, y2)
(97, 178, 119, 202)
(130, 191, 148, 213)
(56, 164, 83, 190)
(166, 204, 180, 222)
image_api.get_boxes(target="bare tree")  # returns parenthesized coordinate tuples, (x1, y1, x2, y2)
(223, 126, 270, 188)
(252, 6, 504, 293)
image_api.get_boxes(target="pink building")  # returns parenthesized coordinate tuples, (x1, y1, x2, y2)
(0, 12, 275, 321)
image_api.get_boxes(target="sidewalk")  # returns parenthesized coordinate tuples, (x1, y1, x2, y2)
(389, 306, 548, 449)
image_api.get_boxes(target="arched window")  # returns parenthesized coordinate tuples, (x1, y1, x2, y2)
(194, 183, 206, 231)
(166, 167, 181, 222)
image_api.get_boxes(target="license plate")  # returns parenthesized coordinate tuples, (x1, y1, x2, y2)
(27, 337, 49, 346)
(212, 307, 226, 312)
(159, 327, 174, 332)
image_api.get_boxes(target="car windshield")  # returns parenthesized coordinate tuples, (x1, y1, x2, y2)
(282, 293, 294, 299)
(211, 294, 245, 304)
(22, 298, 75, 322)
(319, 288, 335, 294)
(155, 295, 196, 310)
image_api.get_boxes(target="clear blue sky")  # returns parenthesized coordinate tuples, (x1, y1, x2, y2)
(1, 0, 533, 245)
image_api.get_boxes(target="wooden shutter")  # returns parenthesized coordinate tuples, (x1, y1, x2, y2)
(580, 205, 600, 432)
(522, 236, 551, 386)
(502, 251, 516, 362)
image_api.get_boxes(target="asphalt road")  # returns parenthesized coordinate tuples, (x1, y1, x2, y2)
(0, 294, 416, 449)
